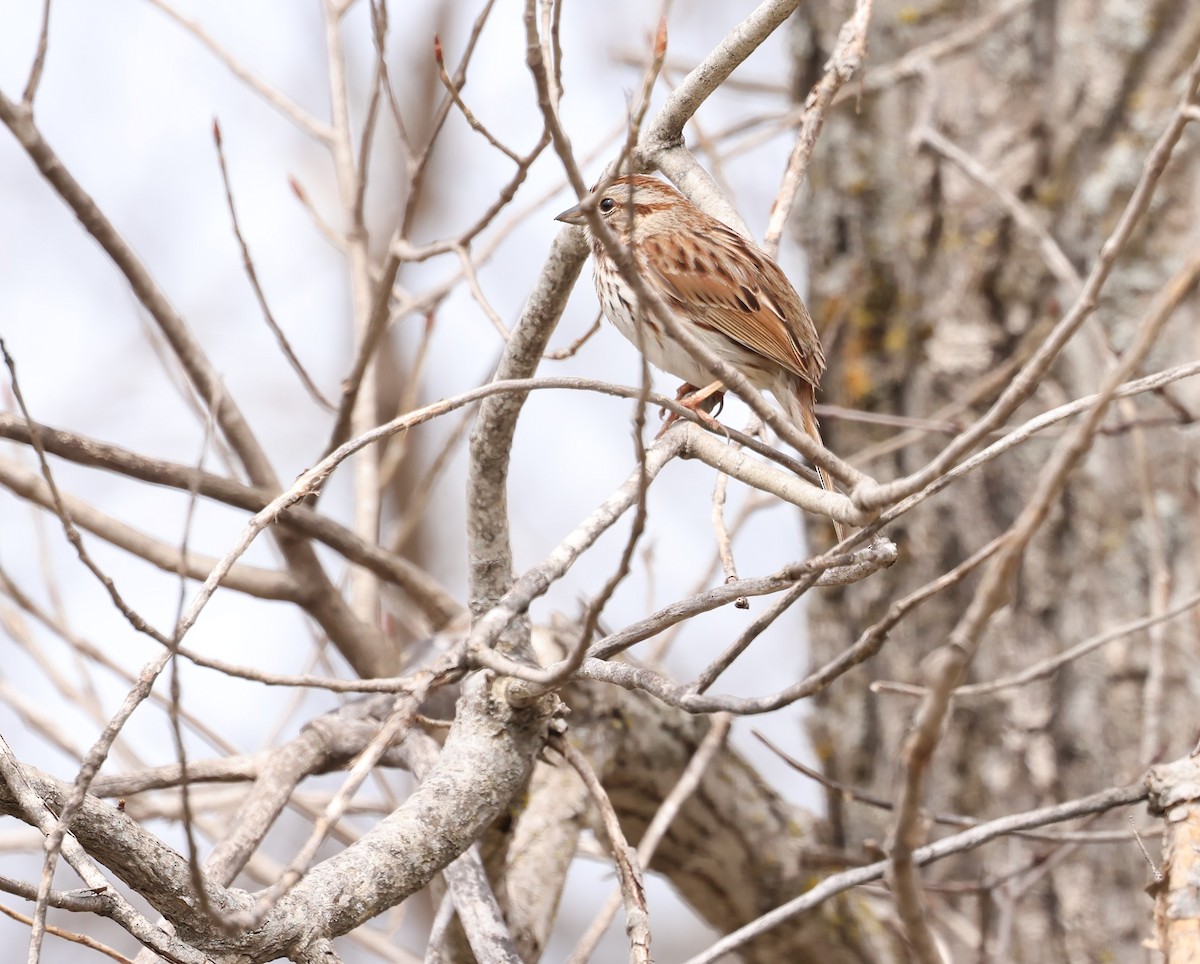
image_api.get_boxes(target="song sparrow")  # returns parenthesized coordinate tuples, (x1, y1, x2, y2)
(555, 174, 833, 492)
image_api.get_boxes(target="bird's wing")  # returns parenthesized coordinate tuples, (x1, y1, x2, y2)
(640, 223, 825, 386)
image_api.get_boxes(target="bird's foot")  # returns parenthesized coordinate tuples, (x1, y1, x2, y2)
(656, 381, 726, 439)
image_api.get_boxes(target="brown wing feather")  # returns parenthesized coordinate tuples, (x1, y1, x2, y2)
(640, 220, 825, 387)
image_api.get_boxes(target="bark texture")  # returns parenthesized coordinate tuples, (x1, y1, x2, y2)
(799, 1, 1200, 960)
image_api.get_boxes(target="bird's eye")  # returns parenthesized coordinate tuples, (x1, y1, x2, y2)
(599, 197, 616, 213)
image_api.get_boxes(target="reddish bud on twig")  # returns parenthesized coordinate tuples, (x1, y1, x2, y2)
(212, 118, 222, 147)
(433, 34, 443, 65)
(654, 18, 668, 59)
(288, 175, 306, 202)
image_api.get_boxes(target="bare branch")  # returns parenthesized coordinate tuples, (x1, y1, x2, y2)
(583, 539, 896, 667)
(142, 0, 333, 142)
(552, 733, 652, 964)
(854, 47, 1200, 512)
(684, 776, 1151, 964)
(762, 0, 874, 255)
(885, 235, 1200, 964)
(876, 587, 1200, 701)
(0, 737, 222, 963)
(0, 414, 463, 626)
(0, 86, 387, 676)
(567, 713, 731, 963)
(21, 0, 53, 105)
(0, 457, 300, 602)
(212, 119, 335, 411)
(406, 731, 524, 964)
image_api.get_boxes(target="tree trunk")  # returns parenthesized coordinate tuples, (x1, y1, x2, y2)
(801, 1, 1200, 960)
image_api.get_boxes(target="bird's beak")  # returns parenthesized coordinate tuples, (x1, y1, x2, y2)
(554, 202, 587, 226)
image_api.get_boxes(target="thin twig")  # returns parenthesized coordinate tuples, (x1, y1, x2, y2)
(0, 900, 134, 964)
(689, 574, 820, 694)
(21, 0, 53, 105)
(289, 174, 344, 249)
(167, 409, 218, 925)
(434, 35, 522, 163)
(544, 313, 603, 360)
(353, 0, 388, 225)
(143, 0, 332, 142)
(873, 588, 1200, 700)
(566, 714, 731, 963)
(853, 48, 1200, 512)
(236, 695, 421, 929)
(711, 424, 749, 610)
(885, 242, 1200, 964)
(1, 341, 171, 648)
(682, 777, 1150, 964)
(212, 120, 335, 411)
(763, 0, 874, 255)
(915, 124, 1080, 288)
(646, 489, 773, 664)
(552, 733, 652, 964)
(452, 242, 511, 339)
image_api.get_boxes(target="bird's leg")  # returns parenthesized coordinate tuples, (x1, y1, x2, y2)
(656, 381, 726, 438)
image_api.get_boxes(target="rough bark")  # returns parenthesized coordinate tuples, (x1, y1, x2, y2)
(496, 634, 906, 964)
(1148, 756, 1200, 962)
(799, 1, 1200, 960)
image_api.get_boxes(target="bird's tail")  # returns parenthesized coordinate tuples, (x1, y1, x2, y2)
(779, 378, 846, 542)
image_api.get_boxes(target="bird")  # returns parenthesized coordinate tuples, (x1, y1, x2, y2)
(555, 174, 835, 497)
